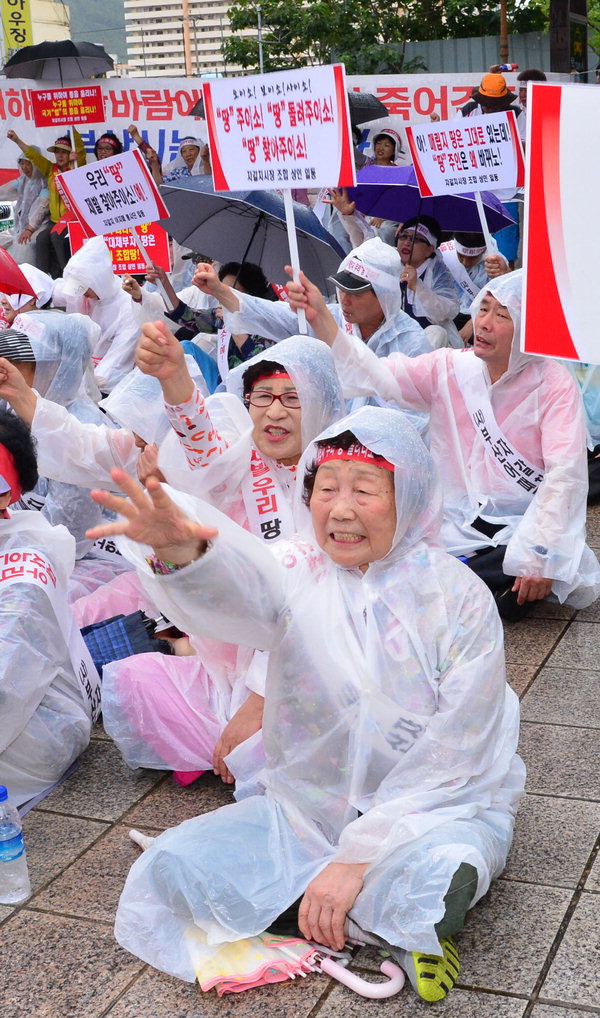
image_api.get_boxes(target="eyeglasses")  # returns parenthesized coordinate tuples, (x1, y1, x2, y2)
(246, 389, 301, 409)
(396, 232, 430, 245)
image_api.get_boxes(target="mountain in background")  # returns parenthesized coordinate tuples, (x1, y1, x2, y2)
(65, 0, 128, 66)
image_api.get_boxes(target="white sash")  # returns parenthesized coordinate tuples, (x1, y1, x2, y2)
(216, 326, 230, 382)
(13, 491, 123, 564)
(439, 245, 481, 303)
(0, 546, 101, 721)
(241, 448, 295, 541)
(453, 352, 544, 496)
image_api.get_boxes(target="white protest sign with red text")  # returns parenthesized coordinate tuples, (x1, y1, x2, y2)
(522, 83, 600, 364)
(31, 85, 104, 128)
(202, 64, 355, 193)
(55, 149, 169, 236)
(68, 220, 171, 275)
(405, 111, 525, 196)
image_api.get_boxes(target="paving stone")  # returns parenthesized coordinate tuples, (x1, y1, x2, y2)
(32, 824, 144, 922)
(519, 723, 600, 800)
(503, 794, 600, 888)
(125, 770, 235, 830)
(540, 893, 600, 1008)
(520, 668, 600, 728)
(38, 740, 164, 821)
(506, 662, 537, 698)
(0, 910, 143, 1018)
(584, 850, 600, 891)
(545, 622, 600, 670)
(315, 983, 527, 1017)
(530, 1007, 600, 1018)
(456, 880, 571, 996)
(502, 619, 568, 666)
(22, 810, 108, 893)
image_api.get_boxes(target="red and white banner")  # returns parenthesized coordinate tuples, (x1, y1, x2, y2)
(31, 85, 104, 128)
(68, 220, 171, 275)
(56, 149, 169, 236)
(405, 111, 525, 196)
(522, 82, 600, 363)
(202, 64, 355, 192)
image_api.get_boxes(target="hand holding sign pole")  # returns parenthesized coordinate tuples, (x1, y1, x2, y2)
(405, 111, 525, 254)
(202, 64, 356, 335)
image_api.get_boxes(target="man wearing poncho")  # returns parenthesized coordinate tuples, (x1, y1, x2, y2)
(87, 405, 524, 1003)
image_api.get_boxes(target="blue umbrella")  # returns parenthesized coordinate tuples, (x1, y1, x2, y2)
(158, 176, 345, 292)
(347, 165, 516, 233)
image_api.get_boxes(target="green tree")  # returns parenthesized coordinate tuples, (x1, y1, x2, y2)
(588, 0, 600, 59)
(222, 0, 438, 74)
(223, 0, 548, 74)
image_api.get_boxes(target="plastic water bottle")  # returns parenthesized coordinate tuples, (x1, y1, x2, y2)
(0, 786, 31, 904)
(499, 63, 519, 72)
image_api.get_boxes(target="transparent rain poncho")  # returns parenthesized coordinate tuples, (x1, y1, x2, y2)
(323, 270, 600, 607)
(113, 405, 524, 981)
(222, 237, 430, 360)
(53, 236, 142, 391)
(9, 310, 111, 558)
(0, 510, 92, 806)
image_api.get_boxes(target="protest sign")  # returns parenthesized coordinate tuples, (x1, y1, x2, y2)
(0, 73, 528, 188)
(68, 220, 171, 275)
(522, 82, 600, 364)
(202, 64, 355, 192)
(31, 86, 105, 128)
(55, 149, 169, 236)
(405, 111, 525, 196)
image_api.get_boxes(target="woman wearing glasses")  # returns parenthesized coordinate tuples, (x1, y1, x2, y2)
(98, 326, 345, 786)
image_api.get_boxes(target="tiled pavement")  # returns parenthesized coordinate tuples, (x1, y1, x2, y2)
(2, 518, 600, 1018)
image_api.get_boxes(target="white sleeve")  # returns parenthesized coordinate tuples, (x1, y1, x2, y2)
(331, 328, 435, 411)
(94, 320, 141, 392)
(32, 395, 139, 486)
(223, 291, 310, 342)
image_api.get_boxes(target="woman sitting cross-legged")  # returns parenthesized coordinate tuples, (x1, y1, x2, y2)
(87, 405, 525, 1003)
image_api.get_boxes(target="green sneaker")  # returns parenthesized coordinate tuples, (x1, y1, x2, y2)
(392, 936, 460, 1002)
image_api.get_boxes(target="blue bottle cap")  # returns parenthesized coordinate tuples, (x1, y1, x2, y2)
(0, 787, 7, 802)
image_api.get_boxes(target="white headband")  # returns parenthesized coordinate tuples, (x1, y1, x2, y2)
(455, 240, 486, 257)
(403, 223, 436, 247)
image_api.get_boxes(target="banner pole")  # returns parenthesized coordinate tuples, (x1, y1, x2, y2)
(474, 190, 495, 254)
(283, 188, 307, 335)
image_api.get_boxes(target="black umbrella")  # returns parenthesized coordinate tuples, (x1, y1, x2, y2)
(3, 40, 114, 84)
(158, 175, 345, 292)
(188, 91, 390, 127)
(347, 92, 390, 127)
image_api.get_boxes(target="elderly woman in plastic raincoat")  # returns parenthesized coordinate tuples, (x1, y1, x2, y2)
(87, 405, 525, 1003)
(0, 150, 49, 265)
(285, 268, 600, 620)
(0, 409, 96, 807)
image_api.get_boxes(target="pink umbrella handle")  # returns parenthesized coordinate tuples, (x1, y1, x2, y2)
(319, 956, 405, 998)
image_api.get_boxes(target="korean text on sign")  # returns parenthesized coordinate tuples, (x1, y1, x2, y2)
(68, 220, 171, 275)
(55, 149, 170, 237)
(31, 86, 105, 128)
(405, 111, 525, 197)
(203, 63, 355, 192)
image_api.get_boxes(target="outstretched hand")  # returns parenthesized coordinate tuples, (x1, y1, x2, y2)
(284, 267, 338, 346)
(86, 468, 217, 565)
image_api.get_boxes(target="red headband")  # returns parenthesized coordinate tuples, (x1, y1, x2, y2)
(0, 444, 21, 505)
(252, 371, 291, 385)
(315, 442, 394, 472)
